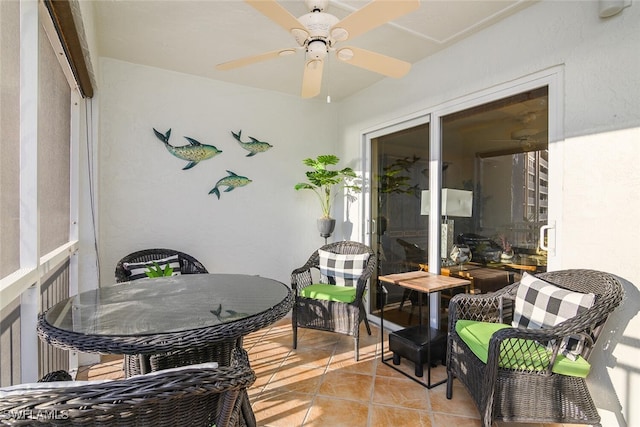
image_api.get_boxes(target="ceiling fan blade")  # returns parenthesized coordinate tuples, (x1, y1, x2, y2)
(216, 48, 297, 71)
(336, 47, 411, 78)
(331, 0, 420, 42)
(301, 59, 324, 98)
(245, 0, 309, 45)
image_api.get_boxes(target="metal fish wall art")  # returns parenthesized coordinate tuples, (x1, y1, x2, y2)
(209, 170, 252, 199)
(153, 128, 222, 170)
(231, 130, 273, 157)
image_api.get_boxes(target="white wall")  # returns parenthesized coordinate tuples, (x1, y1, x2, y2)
(97, 58, 342, 286)
(337, 1, 640, 425)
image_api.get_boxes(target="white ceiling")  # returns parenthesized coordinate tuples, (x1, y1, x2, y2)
(93, 0, 536, 101)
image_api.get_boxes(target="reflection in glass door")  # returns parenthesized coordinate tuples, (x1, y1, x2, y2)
(370, 123, 430, 328)
(440, 87, 549, 297)
(369, 87, 550, 329)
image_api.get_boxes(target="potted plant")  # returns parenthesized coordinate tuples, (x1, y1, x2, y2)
(294, 155, 361, 239)
(144, 261, 175, 278)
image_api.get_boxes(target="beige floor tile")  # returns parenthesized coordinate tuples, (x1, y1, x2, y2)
(317, 370, 374, 402)
(372, 375, 431, 411)
(359, 329, 382, 347)
(249, 342, 291, 368)
(285, 347, 334, 369)
(327, 351, 377, 375)
(244, 328, 267, 344)
(101, 354, 125, 363)
(252, 389, 314, 427)
(303, 396, 369, 427)
(263, 364, 325, 395)
(247, 321, 290, 342)
(333, 326, 379, 350)
(375, 357, 411, 379)
(429, 380, 480, 419)
(80, 357, 124, 381)
(431, 413, 482, 427)
(260, 329, 295, 348)
(250, 363, 281, 392)
(369, 404, 433, 427)
(295, 329, 341, 350)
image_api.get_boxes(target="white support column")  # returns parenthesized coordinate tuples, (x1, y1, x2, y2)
(67, 91, 82, 375)
(19, 0, 41, 383)
(428, 115, 443, 329)
(69, 92, 81, 297)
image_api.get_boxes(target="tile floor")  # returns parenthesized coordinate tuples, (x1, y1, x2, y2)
(78, 317, 584, 427)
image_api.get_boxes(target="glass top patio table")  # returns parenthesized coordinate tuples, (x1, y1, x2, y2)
(37, 274, 293, 355)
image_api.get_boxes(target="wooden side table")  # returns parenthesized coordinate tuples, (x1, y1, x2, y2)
(378, 271, 470, 388)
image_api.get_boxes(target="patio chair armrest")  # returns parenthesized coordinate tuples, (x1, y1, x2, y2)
(291, 267, 314, 293)
(448, 283, 517, 333)
(351, 277, 369, 305)
(483, 326, 571, 376)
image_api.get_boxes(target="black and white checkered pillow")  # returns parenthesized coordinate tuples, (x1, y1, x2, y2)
(122, 254, 182, 281)
(513, 272, 595, 359)
(318, 249, 370, 287)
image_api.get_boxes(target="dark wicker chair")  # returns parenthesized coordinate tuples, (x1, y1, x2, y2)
(0, 348, 255, 427)
(38, 370, 72, 382)
(115, 248, 210, 377)
(446, 269, 624, 427)
(125, 340, 258, 427)
(291, 241, 377, 361)
(396, 238, 426, 314)
(115, 248, 208, 283)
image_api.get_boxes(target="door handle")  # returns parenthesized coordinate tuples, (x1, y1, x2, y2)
(539, 221, 555, 255)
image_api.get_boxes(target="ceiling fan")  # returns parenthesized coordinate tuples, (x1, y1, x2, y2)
(491, 128, 548, 150)
(216, 0, 420, 99)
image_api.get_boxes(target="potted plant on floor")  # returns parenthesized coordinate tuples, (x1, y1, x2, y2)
(294, 155, 361, 239)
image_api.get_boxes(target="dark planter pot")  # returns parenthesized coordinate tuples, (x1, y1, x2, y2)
(317, 218, 336, 238)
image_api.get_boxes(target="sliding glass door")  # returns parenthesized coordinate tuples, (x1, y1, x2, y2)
(369, 121, 430, 326)
(368, 86, 551, 329)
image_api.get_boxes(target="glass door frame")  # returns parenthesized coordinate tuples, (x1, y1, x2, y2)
(362, 66, 565, 329)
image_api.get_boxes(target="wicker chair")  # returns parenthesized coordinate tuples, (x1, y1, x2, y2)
(446, 269, 624, 427)
(291, 241, 377, 361)
(396, 238, 426, 315)
(0, 348, 255, 427)
(115, 248, 210, 378)
(114, 248, 208, 283)
(124, 339, 257, 426)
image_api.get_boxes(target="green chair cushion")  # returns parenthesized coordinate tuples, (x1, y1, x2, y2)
(300, 283, 356, 303)
(456, 320, 591, 378)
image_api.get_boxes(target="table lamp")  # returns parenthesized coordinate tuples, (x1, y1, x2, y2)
(421, 189, 473, 261)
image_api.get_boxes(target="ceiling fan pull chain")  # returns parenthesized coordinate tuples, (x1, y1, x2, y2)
(326, 55, 331, 104)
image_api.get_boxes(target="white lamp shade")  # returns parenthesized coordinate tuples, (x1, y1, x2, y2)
(421, 189, 473, 217)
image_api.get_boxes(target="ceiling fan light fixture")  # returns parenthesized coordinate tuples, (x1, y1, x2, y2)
(306, 59, 322, 71)
(337, 48, 354, 61)
(291, 28, 309, 46)
(330, 27, 349, 42)
(278, 49, 296, 57)
(511, 128, 539, 139)
(306, 39, 327, 60)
